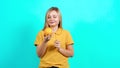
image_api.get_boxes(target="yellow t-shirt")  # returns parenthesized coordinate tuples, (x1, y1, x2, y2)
(34, 28, 74, 68)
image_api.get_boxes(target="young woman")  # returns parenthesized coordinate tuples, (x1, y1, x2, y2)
(34, 7, 74, 68)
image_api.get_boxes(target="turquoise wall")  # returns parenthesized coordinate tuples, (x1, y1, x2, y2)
(0, 0, 120, 68)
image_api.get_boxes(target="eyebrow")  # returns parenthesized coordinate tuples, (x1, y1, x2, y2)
(48, 14, 57, 17)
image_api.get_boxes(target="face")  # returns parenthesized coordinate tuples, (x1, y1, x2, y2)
(47, 10, 60, 27)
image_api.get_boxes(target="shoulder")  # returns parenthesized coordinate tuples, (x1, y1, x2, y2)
(62, 29, 70, 34)
(37, 30, 44, 36)
(38, 30, 44, 33)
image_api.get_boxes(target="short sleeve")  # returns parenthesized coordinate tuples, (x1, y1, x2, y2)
(34, 31, 44, 46)
(66, 31, 74, 45)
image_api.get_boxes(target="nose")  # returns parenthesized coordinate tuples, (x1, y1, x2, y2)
(49, 17, 54, 21)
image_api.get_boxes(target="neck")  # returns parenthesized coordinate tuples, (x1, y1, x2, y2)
(50, 26, 58, 33)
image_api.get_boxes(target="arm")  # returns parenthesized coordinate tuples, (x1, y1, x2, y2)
(54, 40, 74, 57)
(58, 45, 74, 57)
(36, 35, 51, 58)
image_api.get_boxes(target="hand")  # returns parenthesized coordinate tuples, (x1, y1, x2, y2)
(43, 34, 51, 43)
(54, 40, 61, 49)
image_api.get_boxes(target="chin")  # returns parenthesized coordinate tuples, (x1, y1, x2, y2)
(50, 25, 56, 27)
(49, 24, 56, 27)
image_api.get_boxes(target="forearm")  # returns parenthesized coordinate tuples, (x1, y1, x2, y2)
(58, 48, 73, 57)
(37, 35, 51, 58)
(37, 41, 47, 58)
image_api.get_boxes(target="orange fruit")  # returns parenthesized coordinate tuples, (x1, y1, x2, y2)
(44, 27, 52, 35)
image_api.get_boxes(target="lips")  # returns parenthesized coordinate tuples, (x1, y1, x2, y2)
(50, 21, 55, 24)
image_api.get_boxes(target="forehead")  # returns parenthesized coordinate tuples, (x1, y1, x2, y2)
(47, 10, 58, 16)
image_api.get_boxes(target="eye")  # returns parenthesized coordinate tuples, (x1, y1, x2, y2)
(48, 16, 51, 19)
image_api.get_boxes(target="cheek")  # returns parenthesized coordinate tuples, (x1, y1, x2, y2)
(47, 19, 50, 23)
(55, 18, 60, 23)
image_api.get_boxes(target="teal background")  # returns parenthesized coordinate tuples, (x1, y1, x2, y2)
(0, 0, 120, 68)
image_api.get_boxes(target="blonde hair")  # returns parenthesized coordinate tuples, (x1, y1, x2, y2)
(43, 7, 62, 30)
